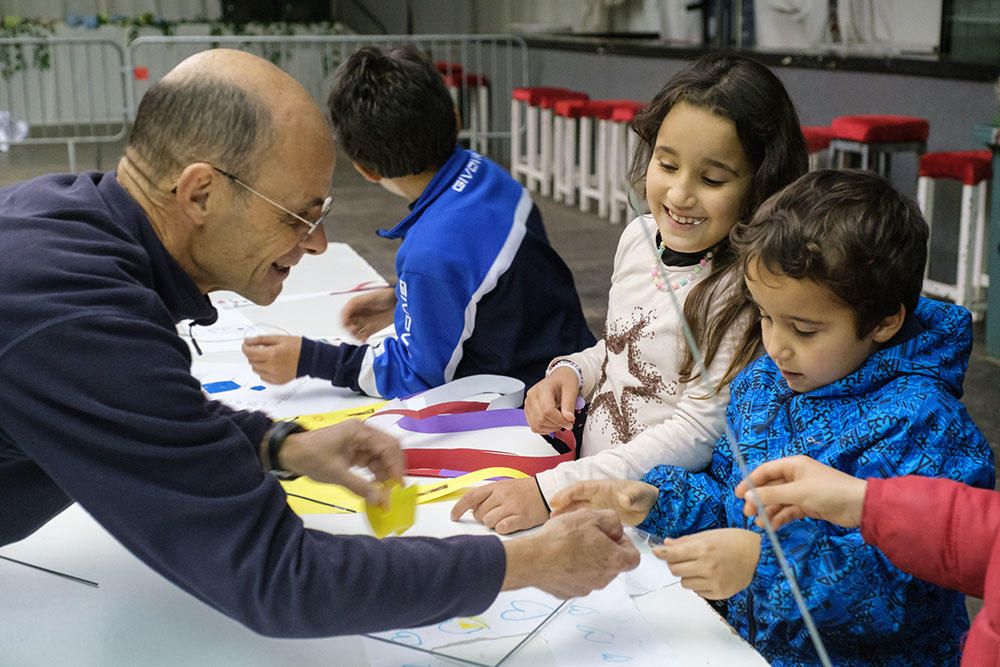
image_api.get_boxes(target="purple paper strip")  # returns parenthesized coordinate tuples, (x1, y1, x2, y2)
(396, 408, 528, 434)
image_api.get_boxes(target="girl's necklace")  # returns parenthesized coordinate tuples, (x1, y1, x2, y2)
(650, 241, 714, 292)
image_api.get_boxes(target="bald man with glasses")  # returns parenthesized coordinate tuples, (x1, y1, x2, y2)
(0, 49, 638, 638)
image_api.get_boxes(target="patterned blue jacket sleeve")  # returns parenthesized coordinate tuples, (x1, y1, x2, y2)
(636, 435, 733, 539)
(752, 406, 994, 635)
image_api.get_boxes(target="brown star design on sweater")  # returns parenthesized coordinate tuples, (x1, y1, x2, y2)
(589, 308, 676, 445)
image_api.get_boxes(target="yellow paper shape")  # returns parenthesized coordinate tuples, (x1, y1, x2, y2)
(366, 482, 418, 538)
(281, 477, 364, 514)
(293, 401, 387, 431)
(415, 467, 529, 503)
(282, 467, 530, 516)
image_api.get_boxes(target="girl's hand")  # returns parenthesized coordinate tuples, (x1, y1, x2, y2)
(654, 528, 761, 600)
(341, 287, 396, 342)
(734, 455, 867, 530)
(524, 367, 579, 433)
(549, 480, 658, 526)
(450, 477, 549, 534)
(242, 335, 302, 384)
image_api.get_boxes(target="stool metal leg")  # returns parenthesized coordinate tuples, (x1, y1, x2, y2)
(579, 116, 594, 214)
(539, 108, 554, 197)
(596, 117, 610, 219)
(956, 183, 975, 309)
(526, 105, 540, 192)
(510, 99, 523, 183)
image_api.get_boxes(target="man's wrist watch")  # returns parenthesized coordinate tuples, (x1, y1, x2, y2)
(265, 421, 305, 480)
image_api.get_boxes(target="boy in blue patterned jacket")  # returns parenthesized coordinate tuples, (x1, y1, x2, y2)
(551, 170, 994, 666)
(242, 45, 594, 398)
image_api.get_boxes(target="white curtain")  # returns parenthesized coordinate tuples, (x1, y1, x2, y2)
(754, 0, 830, 49)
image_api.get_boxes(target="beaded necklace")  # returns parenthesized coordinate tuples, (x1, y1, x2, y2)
(650, 241, 714, 292)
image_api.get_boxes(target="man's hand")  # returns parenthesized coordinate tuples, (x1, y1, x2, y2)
(549, 479, 658, 526)
(278, 421, 404, 505)
(524, 367, 579, 433)
(734, 455, 867, 530)
(242, 335, 301, 385)
(341, 287, 396, 342)
(654, 528, 760, 600)
(450, 477, 549, 534)
(501, 509, 640, 598)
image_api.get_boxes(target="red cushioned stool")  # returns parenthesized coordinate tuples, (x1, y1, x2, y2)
(435, 61, 463, 76)
(442, 71, 491, 154)
(828, 115, 929, 178)
(551, 99, 620, 214)
(606, 101, 644, 224)
(573, 100, 621, 217)
(510, 87, 589, 197)
(802, 125, 834, 171)
(917, 149, 992, 318)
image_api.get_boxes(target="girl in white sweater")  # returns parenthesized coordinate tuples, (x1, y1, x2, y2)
(452, 53, 808, 533)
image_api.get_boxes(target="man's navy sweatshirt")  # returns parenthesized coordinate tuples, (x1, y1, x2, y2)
(0, 171, 505, 637)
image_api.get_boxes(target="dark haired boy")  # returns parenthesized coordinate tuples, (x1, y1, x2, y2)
(551, 170, 994, 665)
(244, 45, 594, 398)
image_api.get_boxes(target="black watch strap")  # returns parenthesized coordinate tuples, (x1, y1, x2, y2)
(266, 421, 305, 480)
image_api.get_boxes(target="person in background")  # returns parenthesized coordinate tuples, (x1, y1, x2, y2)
(242, 44, 594, 398)
(453, 53, 808, 534)
(0, 48, 638, 639)
(550, 170, 994, 665)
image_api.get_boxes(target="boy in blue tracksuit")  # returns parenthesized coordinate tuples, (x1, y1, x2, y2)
(550, 170, 994, 666)
(243, 45, 594, 398)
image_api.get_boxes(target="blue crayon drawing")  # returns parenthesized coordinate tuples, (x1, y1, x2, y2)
(577, 624, 615, 644)
(437, 617, 489, 635)
(602, 653, 633, 662)
(388, 630, 422, 646)
(500, 599, 554, 622)
(568, 604, 599, 615)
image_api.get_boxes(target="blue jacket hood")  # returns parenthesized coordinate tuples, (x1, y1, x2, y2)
(770, 297, 971, 402)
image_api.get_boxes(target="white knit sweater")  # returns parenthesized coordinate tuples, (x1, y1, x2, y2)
(536, 215, 746, 501)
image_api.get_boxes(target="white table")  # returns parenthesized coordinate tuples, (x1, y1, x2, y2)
(1, 243, 768, 666)
(0, 503, 766, 666)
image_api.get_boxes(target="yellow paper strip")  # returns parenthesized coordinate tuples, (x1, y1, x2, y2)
(281, 477, 364, 514)
(282, 467, 529, 515)
(292, 401, 387, 430)
(414, 467, 529, 504)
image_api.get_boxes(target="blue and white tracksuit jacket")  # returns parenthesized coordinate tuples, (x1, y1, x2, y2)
(637, 298, 994, 666)
(297, 147, 594, 398)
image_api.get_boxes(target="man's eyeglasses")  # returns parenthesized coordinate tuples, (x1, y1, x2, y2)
(212, 166, 333, 237)
(172, 165, 333, 237)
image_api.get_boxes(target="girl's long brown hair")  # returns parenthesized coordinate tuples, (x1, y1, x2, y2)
(628, 53, 809, 390)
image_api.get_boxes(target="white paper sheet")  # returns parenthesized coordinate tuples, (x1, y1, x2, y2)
(543, 578, 680, 667)
(191, 360, 373, 418)
(366, 589, 564, 666)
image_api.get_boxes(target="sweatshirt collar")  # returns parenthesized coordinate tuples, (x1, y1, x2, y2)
(100, 172, 217, 325)
(376, 146, 471, 240)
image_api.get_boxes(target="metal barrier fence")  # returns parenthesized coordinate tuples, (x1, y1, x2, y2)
(128, 34, 529, 159)
(0, 34, 527, 172)
(0, 37, 129, 172)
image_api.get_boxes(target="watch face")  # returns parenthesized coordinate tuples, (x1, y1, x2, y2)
(270, 469, 300, 481)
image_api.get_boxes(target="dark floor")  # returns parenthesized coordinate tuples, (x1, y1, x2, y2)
(4, 141, 999, 620)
